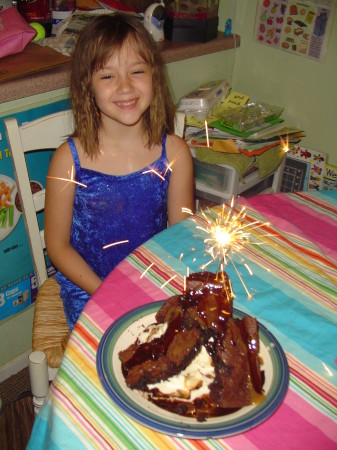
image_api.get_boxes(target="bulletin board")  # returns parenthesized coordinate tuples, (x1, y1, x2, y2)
(254, 0, 335, 61)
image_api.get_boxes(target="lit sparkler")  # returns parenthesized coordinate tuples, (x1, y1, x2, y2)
(196, 196, 269, 297)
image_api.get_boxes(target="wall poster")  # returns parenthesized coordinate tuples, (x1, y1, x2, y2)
(254, 0, 335, 61)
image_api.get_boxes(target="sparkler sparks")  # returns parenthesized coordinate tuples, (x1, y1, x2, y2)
(142, 168, 165, 181)
(163, 161, 174, 177)
(204, 120, 210, 147)
(182, 207, 194, 215)
(161, 274, 177, 289)
(140, 262, 154, 278)
(47, 165, 87, 188)
(280, 134, 290, 153)
(103, 239, 129, 250)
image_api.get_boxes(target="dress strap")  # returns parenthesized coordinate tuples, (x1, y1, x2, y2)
(161, 133, 167, 159)
(68, 137, 81, 172)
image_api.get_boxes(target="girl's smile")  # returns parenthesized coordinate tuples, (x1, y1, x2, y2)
(115, 98, 138, 109)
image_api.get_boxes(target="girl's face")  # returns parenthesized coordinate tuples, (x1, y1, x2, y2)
(91, 42, 153, 129)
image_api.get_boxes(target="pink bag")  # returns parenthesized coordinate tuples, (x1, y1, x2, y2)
(0, 7, 36, 59)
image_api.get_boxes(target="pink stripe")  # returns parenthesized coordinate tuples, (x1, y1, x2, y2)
(84, 303, 114, 332)
(239, 194, 337, 260)
(88, 262, 168, 330)
(285, 389, 337, 442)
(244, 394, 337, 449)
(220, 434, 261, 449)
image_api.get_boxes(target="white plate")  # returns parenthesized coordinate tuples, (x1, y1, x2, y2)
(97, 301, 289, 439)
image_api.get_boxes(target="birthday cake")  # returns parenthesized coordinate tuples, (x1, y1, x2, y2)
(119, 271, 265, 422)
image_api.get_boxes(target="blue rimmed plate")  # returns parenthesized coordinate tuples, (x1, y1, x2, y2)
(97, 301, 289, 439)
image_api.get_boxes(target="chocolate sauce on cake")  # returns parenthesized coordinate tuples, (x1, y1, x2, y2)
(119, 271, 265, 422)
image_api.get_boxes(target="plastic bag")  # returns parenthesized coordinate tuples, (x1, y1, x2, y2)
(220, 102, 284, 132)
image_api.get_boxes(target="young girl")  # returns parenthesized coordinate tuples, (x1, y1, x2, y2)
(44, 14, 194, 330)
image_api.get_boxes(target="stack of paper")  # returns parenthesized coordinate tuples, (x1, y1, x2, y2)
(185, 90, 305, 157)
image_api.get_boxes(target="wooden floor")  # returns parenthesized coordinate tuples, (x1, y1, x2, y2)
(0, 367, 34, 450)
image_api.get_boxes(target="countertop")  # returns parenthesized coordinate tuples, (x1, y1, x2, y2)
(0, 33, 240, 104)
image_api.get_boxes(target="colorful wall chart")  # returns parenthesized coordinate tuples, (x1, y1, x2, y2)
(254, 0, 335, 61)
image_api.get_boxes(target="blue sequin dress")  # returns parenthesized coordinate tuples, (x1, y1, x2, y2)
(56, 136, 170, 329)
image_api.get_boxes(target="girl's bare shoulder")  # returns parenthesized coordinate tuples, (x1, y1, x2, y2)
(165, 133, 192, 162)
(49, 139, 75, 175)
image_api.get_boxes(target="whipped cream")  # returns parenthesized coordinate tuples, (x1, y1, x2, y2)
(136, 323, 168, 344)
(148, 345, 215, 401)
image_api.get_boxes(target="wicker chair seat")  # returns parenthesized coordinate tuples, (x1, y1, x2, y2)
(32, 277, 70, 368)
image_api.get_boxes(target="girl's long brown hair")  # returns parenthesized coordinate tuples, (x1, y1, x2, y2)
(70, 14, 176, 158)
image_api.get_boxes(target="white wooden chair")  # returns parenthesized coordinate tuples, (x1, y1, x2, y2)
(4, 110, 74, 413)
(4, 109, 185, 413)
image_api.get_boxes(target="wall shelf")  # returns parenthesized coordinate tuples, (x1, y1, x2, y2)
(0, 33, 240, 103)
(159, 33, 240, 64)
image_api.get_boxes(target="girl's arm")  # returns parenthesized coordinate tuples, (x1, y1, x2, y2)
(166, 134, 194, 226)
(44, 142, 102, 295)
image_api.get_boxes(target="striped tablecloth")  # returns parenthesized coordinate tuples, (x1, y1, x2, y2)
(28, 190, 337, 449)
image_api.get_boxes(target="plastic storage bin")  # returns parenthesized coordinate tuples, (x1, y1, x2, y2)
(193, 158, 231, 192)
(192, 154, 285, 209)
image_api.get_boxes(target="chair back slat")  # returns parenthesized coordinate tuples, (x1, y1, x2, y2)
(33, 189, 46, 212)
